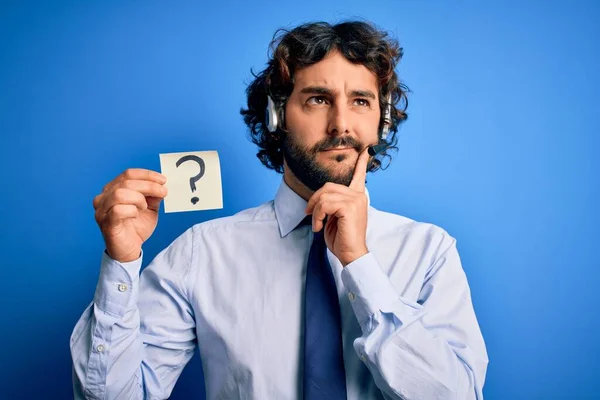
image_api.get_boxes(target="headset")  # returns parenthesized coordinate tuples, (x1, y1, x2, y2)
(265, 94, 393, 141)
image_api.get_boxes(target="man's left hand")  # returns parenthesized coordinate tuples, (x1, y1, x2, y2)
(305, 148, 371, 267)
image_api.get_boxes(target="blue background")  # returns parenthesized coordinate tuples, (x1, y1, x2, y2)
(1, 0, 598, 398)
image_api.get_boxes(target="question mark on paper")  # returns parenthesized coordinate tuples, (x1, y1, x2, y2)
(175, 155, 205, 205)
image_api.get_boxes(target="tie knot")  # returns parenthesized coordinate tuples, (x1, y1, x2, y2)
(297, 215, 326, 243)
(296, 215, 327, 243)
(313, 229, 326, 245)
(299, 215, 312, 227)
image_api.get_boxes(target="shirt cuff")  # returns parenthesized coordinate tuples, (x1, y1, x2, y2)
(93, 249, 143, 317)
(341, 252, 424, 327)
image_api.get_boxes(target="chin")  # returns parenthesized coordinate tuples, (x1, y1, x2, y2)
(320, 163, 354, 185)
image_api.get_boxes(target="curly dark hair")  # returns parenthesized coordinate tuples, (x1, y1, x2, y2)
(240, 20, 409, 173)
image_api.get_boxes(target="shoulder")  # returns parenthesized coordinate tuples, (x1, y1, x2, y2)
(159, 200, 276, 269)
(367, 207, 464, 286)
(368, 206, 456, 254)
(189, 199, 277, 238)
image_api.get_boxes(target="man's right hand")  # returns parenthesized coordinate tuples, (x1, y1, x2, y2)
(93, 168, 168, 263)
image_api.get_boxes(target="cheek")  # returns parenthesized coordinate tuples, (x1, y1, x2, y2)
(356, 118, 380, 142)
(286, 108, 326, 144)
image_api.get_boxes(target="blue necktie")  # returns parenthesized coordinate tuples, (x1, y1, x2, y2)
(302, 218, 347, 399)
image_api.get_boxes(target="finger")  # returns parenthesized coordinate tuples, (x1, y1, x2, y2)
(108, 179, 167, 199)
(324, 214, 338, 238)
(97, 180, 166, 218)
(312, 200, 347, 232)
(306, 182, 351, 214)
(99, 188, 149, 215)
(146, 196, 164, 211)
(104, 204, 140, 226)
(308, 191, 350, 218)
(104, 169, 167, 192)
(311, 193, 339, 232)
(312, 202, 329, 232)
(306, 186, 324, 215)
(93, 193, 103, 210)
(349, 148, 371, 192)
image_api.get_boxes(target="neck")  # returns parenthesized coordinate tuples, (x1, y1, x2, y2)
(282, 159, 314, 202)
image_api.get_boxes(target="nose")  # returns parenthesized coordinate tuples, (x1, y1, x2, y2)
(327, 101, 349, 136)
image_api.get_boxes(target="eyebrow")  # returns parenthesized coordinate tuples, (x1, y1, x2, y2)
(299, 86, 377, 99)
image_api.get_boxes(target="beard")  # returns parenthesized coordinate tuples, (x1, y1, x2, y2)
(282, 131, 364, 191)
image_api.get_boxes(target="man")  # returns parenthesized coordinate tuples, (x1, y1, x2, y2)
(71, 21, 488, 399)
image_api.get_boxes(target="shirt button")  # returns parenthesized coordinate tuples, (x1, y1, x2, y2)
(360, 353, 367, 362)
(96, 344, 105, 353)
(117, 283, 128, 292)
(348, 292, 356, 301)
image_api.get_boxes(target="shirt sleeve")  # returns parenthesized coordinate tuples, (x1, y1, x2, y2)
(341, 236, 489, 400)
(70, 226, 197, 400)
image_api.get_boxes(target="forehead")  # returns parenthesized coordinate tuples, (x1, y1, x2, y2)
(293, 51, 378, 93)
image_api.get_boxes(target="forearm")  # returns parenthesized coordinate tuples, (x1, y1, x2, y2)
(342, 251, 487, 399)
(70, 252, 145, 399)
(356, 311, 480, 400)
(71, 227, 199, 400)
(70, 303, 145, 399)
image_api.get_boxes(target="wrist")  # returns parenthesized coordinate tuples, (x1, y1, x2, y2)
(340, 246, 369, 267)
(105, 248, 142, 263)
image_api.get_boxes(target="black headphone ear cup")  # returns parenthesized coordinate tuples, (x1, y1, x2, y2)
(277, 104, 285, 131)
(381, 94, 392, 140)
(266, 96, 279, 133)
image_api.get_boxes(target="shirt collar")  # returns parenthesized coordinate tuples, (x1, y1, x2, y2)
(274, 178, 371, 238)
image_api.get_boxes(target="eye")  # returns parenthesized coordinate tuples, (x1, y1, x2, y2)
(307, 96, 329, 105)
(354, 98, 370, 107)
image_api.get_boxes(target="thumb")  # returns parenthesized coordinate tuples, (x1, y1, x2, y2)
(146, 196, 163, 212)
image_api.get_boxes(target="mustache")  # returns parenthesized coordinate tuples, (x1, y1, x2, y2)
(311, 136, 363, 153)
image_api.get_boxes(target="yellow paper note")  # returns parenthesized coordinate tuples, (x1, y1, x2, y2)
(159, 150, 223, 213)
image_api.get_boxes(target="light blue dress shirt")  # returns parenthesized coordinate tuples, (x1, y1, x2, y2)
(70, 179, 488, 399)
